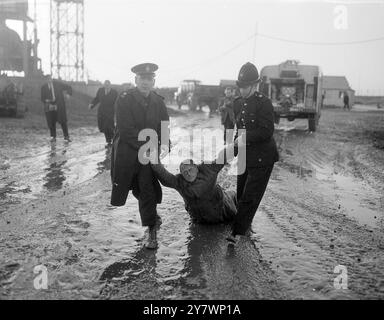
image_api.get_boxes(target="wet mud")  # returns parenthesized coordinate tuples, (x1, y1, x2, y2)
(0, 106, 383, 299)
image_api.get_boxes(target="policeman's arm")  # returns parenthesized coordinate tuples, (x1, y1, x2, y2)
(160, 99, 170, 121)
(158, 99, 171, 151)
(151, 163, 179, 190)
(246, 100, 275, 143)
(116, 95, 145, 150)
(209, 143, 236, 174)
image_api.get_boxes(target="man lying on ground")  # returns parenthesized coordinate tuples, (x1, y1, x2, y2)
(147, 145, 239, 224)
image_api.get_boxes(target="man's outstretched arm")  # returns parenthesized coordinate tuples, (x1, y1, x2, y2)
(151, 163, 179, 190)
(208, 142, 238, 175)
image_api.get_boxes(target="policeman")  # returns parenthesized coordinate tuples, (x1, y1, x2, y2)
(227, 62, 279, 245)
(110, 63, 170, 249)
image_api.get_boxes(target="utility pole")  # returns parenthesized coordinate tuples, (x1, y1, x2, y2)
(50, 0, 84, 81)
(33, 0, 39, 74)
(252, 22, 258, 63)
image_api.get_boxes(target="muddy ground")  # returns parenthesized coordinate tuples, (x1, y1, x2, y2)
(0, 104, 383, 300)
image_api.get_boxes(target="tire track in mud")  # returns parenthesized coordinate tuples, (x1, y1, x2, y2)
(254, 117, 384, 299)
(260, 188, 384, 298)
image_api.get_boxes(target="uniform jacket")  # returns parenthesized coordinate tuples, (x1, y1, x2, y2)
(110, 88, 170, 206)
(151, 162, 236, 224)
(41, 81, 72, 125)
(219, 96, 235, 126)
(91, 87, 118, 132)
(234, 91, 279, 168)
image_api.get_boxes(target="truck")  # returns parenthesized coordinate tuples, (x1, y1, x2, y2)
(176, 80, 222, 113)
(0, 75, 19, 117)
(259, 60, 323, 131)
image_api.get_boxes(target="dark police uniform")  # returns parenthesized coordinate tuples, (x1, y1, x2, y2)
(110, 63, 170, 227)
(232, 62, 279, 236)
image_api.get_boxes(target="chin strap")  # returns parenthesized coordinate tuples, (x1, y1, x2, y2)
(243, 85, 256, 99)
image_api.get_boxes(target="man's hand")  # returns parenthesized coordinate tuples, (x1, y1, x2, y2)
(159, 144, 170, 159)
(143, 149, 158, 164)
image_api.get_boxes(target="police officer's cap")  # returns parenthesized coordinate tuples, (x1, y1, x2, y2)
(236, 62, 260, 88)
(131, 63, 158, 76)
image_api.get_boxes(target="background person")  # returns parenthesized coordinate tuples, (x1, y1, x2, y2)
(343, 92, 350, 110)
(219, 87, 236, 144)
(41, 74, 73, 142)
(89, 80, 118, 145)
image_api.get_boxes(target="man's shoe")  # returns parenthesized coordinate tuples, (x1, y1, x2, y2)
(155, 215, 162, 228)
(64, 137, 72, 142)
(145, 226, 158, 250)
(50, 137, 56, 142)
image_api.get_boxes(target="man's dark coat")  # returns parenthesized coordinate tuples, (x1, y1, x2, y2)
(151, 162, 237, 224)
(91, 87, 118, 133)
(41, 80, 72, 125)
(110, 88, 169, 206)
(233, 92, 279, 167)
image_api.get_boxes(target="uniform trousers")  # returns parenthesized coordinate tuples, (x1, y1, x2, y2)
(233, 165, 274, 235)
(132, 164, 158, 227)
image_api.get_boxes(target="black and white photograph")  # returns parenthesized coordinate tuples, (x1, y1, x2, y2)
(0, 0, 384, 307)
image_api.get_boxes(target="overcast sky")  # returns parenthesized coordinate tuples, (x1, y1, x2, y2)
(7, 0, 384, 94)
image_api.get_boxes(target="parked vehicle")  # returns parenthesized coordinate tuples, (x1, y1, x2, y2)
(259, 60, 323, 131)
(0, 75, 19, 117)
(176, 80, 222, 113)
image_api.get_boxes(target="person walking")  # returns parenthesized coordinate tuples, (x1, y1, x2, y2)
(89, 80, 118, 145)
(343, 92, 350, 110)
(41, 74, 73, 142)
(110, 63, 170, 250)
(148, 144, 238, 225)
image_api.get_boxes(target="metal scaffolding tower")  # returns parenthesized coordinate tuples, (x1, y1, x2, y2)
(50, 0, 84, 82)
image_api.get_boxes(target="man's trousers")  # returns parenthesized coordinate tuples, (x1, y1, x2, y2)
(132, 164, 158, 227)
(233, 165, 274, 235)
(45, 111, 69, 138)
